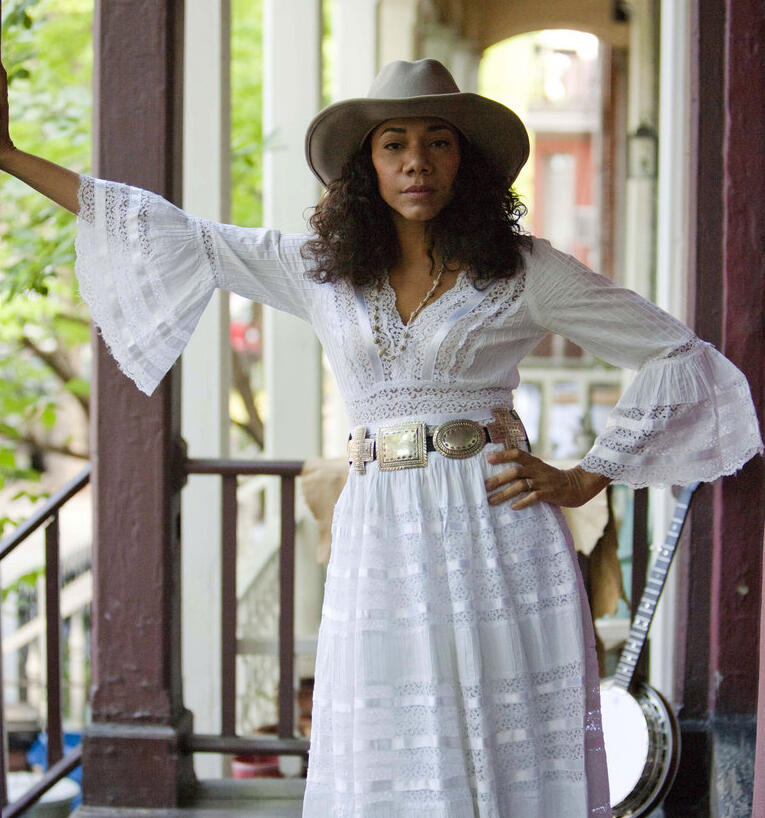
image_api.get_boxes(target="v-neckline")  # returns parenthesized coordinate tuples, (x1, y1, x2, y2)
(382, 269, 468, 327)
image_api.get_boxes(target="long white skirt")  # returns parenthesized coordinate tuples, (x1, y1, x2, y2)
(302, 443, 611, 817)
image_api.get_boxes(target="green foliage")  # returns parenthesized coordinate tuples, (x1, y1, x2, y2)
(1, 566, 45, 602)
(231, 0, 263, 227)
(0, 0, 92, 506)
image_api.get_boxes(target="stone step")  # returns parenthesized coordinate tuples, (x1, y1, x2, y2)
(73, 780, 670, 817)
(72, 779, 306, 817)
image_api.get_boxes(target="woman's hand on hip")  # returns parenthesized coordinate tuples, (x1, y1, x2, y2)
(484, 448, 610, 510)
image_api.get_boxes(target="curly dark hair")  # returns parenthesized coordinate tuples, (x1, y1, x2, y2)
(301, 134, 532, 288)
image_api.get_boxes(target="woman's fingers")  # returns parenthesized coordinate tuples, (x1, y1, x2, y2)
(486, 447, 532, 466)
(486, 477, 529, 505)
(485, 448, 573, 509)
(0, 59, 13, 154)
(484, 452, 610, 510)
(508, 488, 542, 510)
(484, 464, 522, 490)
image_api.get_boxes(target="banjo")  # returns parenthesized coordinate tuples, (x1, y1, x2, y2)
(599, 482, 699, 817)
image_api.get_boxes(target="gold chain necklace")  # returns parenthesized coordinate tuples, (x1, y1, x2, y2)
(369, 262, 446, 361)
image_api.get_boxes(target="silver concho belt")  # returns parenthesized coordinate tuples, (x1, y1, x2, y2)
(347, 408, 529, 474)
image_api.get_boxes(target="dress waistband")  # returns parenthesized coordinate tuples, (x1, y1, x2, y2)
(347, 408, 529, 474)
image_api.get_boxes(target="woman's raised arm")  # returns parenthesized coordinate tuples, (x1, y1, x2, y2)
(0, 59, 80, 214)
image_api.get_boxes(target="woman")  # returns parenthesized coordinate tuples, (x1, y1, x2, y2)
(1, 57, 761, 817)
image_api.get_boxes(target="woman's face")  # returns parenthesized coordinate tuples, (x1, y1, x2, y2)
(370, 117, 461, 226)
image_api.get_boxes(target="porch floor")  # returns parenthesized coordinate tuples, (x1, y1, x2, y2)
(72, 779, 305, 817)
(71, 779, 668, 817)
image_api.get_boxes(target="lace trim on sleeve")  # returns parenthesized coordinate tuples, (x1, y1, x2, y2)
(198, 219, 221, 286)
(580, 339, 763, 488)
(78, 174, 95, 225)
(74, 176, 217, 395)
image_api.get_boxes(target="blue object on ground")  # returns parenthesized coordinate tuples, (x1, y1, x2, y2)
(26, 732, 82, 807)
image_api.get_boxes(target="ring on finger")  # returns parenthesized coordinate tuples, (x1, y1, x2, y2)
(525, 478, 533, 491)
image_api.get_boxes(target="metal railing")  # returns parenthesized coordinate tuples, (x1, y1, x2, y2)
(0, 466, 91, 817)
(183, 459, 310, 759)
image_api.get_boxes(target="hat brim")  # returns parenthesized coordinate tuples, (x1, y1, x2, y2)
(305, 92, 529, 188)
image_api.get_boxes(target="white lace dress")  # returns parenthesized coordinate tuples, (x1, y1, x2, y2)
(75, 176, 762, 818)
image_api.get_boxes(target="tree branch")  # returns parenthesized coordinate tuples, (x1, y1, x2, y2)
(231, 350, 264, 449)
(20, 335, 90, 416)
(19, 431, 89, 461)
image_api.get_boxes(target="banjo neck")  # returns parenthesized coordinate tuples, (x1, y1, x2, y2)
(612, 483, 699, 691)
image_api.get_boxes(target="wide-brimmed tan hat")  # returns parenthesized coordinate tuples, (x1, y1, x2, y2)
(305, 58, 529, 187)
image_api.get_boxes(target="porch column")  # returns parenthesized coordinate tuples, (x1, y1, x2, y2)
(263, 0, 321, 459)
(622, 0, 657, 300)
(420, 20, 458, 68)
(262, 0, 325, 689)
(712, 0, 764, 722)
(450, 39, 480, 93)
(648, 0, 691, 702)
(334, 0, 378, 96)
(321, 0, 379, 457)
(181, 0, 231, 780)
(378, 0, 420, 65)
(669, 1, 764, 813)
(81, 0, 194, 809)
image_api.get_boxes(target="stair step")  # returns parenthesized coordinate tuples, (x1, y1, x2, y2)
(72, 779, 306, 817)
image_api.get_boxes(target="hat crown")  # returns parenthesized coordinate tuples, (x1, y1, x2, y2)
(366, 59, 461, 100)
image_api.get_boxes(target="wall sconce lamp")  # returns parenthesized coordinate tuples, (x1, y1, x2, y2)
(627, 123, 658, 179)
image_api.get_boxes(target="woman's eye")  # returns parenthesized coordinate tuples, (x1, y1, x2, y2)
(431, 139, 451, 148)
(383, 142, 402, 150)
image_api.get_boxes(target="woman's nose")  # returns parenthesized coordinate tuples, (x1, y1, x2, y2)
(404, 147, 431, 174)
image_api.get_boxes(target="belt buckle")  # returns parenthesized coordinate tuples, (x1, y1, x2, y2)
(432, 419, 486, 459)
(377, 422, 427, 471)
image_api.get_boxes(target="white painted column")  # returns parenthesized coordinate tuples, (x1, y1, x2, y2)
(378, 0, 420, 65)
(334, 0, 378, 98)
(181, 0, 231, 779)
(451, 39, 481, 93)
(68, 610, 87, 726)
(649, 0, 691, 700)
(263, 0, 325, 690)
(320, 0, 380, 457)
(622, 0, 657, 300)
(420, 21, 458, 68)
(263, 0, 322, 460)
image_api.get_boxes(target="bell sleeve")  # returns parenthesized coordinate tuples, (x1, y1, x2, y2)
(524, 239, 763, 488)
(75, 174, 315, 396)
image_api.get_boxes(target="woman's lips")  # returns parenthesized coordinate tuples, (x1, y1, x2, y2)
(403, 185, 435, 196)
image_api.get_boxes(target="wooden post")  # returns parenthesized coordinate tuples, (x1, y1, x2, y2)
(668, 1, 764, 814)
(80, 0, 194, 808)
(711, 0, 764, 719)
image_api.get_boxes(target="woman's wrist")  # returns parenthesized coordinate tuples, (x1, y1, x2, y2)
(563, 465, 610, 505)
(0, 143, 18, 171)
(0, 148, 81, 214)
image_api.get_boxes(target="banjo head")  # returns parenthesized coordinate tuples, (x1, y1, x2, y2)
(600, 681, 650, 806)
(600, 679, 681, 817)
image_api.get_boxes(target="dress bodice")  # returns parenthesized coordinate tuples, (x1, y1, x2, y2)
(310, 269, 536, 429)
(74, 174, 763, 488)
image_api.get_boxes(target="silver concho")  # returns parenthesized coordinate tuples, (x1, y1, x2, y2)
(432, 419, 486, 459)
(377, 422, 428, 471)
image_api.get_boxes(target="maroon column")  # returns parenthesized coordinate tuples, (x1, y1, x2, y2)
(81, 0, 194, 808)
(709, 0, 765, 718)
(754, 532, 765, 815)
(678, 0, 764, 722)
(668, 4, 764, 813)
(675, 0, 725, 725)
